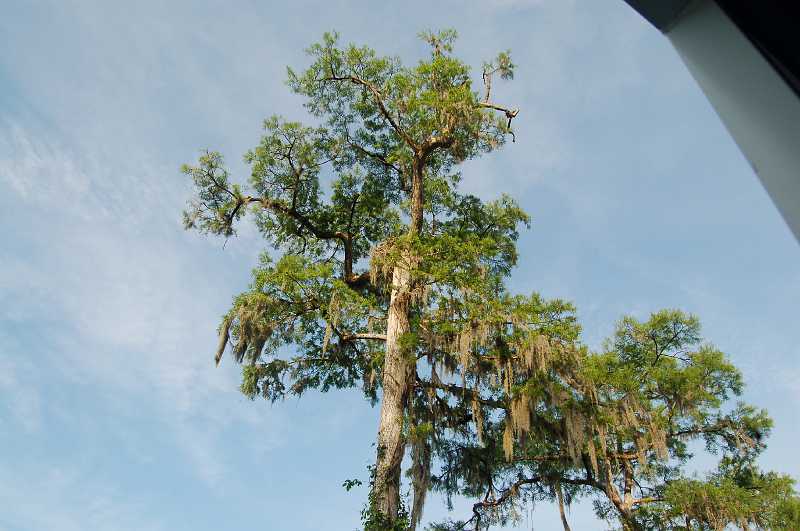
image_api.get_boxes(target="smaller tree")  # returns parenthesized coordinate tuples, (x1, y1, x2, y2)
(655, 457, 800, 530)
(438, 310, 799, 531)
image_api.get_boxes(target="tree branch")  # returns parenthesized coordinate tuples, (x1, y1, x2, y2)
(478, 102, 519, 141)
(241, 195, 371, 290)
(342, 332, 387, 342)
(416, 377, 506, 409)
(322, 72, 418, 150)
(345, 136, 403, 176)
(556, 482, 572, 531)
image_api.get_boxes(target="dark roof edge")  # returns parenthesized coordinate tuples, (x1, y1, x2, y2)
(622, 0, 698, 32)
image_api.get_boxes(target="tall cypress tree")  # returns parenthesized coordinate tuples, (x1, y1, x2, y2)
(182, 30, 541, 527)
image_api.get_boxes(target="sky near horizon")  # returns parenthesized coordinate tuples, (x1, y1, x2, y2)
(1, 1, 799, 529)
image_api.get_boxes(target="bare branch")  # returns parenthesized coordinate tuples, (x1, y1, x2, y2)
(215, 316, 232, 366)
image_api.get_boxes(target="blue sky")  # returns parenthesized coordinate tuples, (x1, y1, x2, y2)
(1, 1, 798, 529)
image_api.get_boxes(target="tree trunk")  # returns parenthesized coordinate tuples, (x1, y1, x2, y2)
(374, 262, 413, 522)
(372, 156, 424, 524)
(556, 483, 572, 531)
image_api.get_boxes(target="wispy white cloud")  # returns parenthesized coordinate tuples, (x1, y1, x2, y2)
(0, 123, 276, 491)
(0, 351, 42, 433)
(0, 461, 168, 531)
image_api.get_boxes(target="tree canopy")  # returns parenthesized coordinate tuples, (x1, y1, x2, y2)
(438, 310, 799, 531)
(181, 30, 798, 530)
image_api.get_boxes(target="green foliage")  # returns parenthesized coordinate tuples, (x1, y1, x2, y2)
(661, 462, 799, 530)
(361, 465, 411, 531)
(343, 478, 364, 492)
(181, 151, 247, 237)
(181, 29, 796, 531)
(447, 310, 795, 530)
(183, 29, 530, 529)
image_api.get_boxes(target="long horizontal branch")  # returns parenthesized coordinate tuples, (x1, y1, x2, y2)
(417, 377, 506, 409)
(632, 496, 663, 506)
(463, 474, 599, 530)
(342, 332, 387, 342)
(242, 195, 348, 242)
(670, 419, 737, 439)
(478, 101, 519, 117)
